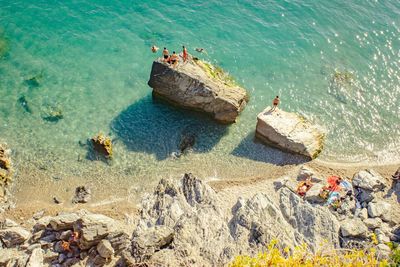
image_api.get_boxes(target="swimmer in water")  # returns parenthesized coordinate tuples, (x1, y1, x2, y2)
(151, 45, 159, 53)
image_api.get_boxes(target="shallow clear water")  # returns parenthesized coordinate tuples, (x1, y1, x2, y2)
(0, 1, 399, 202)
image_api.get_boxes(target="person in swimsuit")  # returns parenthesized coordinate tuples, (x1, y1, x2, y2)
(170, 51, 179, 66)
(271, 96, 280, 111)
(162, 47, 169, 62)
(182, 46, 188, 62)
(151, 45, 159, 53)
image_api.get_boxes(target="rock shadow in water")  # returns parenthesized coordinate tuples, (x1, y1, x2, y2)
(231, 132, 310, 166)
(111, 95, 228, 161)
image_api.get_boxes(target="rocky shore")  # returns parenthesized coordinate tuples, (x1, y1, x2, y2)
(1, 167, 399, 266)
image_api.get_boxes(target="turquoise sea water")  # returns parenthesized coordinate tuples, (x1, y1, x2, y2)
(0, 1, 399, 202)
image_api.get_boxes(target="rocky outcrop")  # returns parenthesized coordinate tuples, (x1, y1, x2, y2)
(0, 142, 12, 206)
(0, 210, 131, 266)
(255, 107, 325, 159)
(90, 133, 112, 158)
(148, 60, 249, 123)
(132, 173, 342, 266)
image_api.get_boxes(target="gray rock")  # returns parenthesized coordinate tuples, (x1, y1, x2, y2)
(0, 249, 29, 266)
(132, 226, 174, 260)
(42, 250, 58, 262)
(33, 216, 52, 231)
(72, 186, 91, 204)
(304, 183, 325, 204)
(367, 201, 391, 218)
(148, 60, 248, 123)
(355, 187, 375, 204)
(73, 213, 117, 250)
(133, 173, 346, 266)
(376, 244, 391, 259)
(106, 231, 130, 254)
(27, 243, 42, 252)
(59, 230, 72, 241)
(0, 218, 19, 228)
(26, 248, 44, 267)
(97, 239, 114, 259)
(181, 173, 215, 206)
(256, 107, 325, 159)
(381, 209, 400, 226)
(297, 165, 323, 182)
(32, 210, 45, 220)
(0, 226, 30, 247)
(149, 249, 181, 267)
(58, 253, 67, 264)
(352, 170, 386, 191)
(363, 218, 382, 229)
(358, 208, 368, 220)
(279, 188, 340, 250)
(340, 237, 370, 249)
(49, 213, 80, 231)
(340, 219, 369, 238)
(297, 165, 315, 180)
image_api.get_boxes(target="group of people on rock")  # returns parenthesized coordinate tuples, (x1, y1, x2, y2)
(151, 45, 189, 66)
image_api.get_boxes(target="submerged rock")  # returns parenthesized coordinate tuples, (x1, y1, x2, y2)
(255, 107, 325, 159)
(25, 77, 40, 88)
(18, 95, 33, 114)
(42, 106, 63, 123)
(148, 60, 249, 123)
(179, 131, 196, 154)
(90, 133, 112, 158)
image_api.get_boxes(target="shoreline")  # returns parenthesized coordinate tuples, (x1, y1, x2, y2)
(3, 158, 398, 224)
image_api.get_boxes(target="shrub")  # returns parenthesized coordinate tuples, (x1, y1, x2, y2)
(229, 239, 389, 267)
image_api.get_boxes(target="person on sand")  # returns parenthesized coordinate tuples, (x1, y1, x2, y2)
(271, 96, 280, 111)
(151, 45, 159, 53)
(162, 47, 169, 62)
(297, 177, 313, 198)
(169, 51, 179, 66)
(182, 45, 188, 62)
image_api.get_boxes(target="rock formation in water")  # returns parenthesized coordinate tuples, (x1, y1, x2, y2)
(90, 133, 112, 158)
(256, 107, 325, 159)
(0, 142, 12, 208)
(148, 59, 249, 123)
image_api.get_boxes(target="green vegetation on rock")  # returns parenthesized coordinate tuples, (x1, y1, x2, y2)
(195, 60, 238, 87)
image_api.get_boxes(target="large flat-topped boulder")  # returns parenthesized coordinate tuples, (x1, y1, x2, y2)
(255, 107, 325, 159)
(148, 60, 249, 123)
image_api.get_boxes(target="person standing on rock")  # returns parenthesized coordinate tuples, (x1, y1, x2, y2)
(271, 96, 280, 111)
(182, 45, 188, 62)
(162, 47, 169, 62)
(170, 51, 179, 66)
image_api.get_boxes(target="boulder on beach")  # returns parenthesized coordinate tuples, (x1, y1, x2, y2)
(148, 59, 249, 123)
(255, 107, 325, 159)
